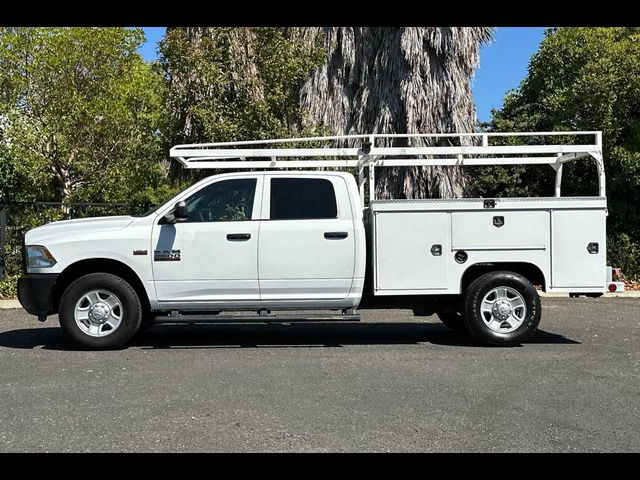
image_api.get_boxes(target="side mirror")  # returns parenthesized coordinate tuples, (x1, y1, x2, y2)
(174, 201, 188, 220)
(161, 201, 188, 225)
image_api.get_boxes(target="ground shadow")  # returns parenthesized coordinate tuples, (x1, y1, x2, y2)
(0, 321, 580, 351)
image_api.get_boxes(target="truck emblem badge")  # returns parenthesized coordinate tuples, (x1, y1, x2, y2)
(493, 216, 505, 228)
(154, 249, 181, 261)
(133, 250, 148, 256)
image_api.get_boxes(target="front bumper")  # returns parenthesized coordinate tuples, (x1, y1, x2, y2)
(17, 274, 58, 318)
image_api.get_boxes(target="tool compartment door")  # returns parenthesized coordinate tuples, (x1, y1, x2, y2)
(374, 211, 449, 291)
(551, 209, 606, 288)
(451, 210, 549, 250)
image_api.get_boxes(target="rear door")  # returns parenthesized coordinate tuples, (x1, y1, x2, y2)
(258, 175, 355, 301)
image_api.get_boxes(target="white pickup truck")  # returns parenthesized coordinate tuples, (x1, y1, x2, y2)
(17, 132, 622, 349)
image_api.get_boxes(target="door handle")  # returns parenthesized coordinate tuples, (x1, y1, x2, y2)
(226, 233, 251, 241)
(324, 231, 348, 239)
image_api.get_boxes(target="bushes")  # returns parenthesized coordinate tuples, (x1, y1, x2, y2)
(608, 233, 640, 282)
(0, 276, 17, 300)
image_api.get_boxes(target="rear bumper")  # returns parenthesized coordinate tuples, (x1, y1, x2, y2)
(17, 274, 58, 317)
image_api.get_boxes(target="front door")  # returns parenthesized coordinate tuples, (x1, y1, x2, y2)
(151, 176, 262, 307)
(258, 175, 356, 301)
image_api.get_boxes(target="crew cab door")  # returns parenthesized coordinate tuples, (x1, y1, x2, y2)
(151, 176, 262, 306)
(258, 175, 355, 301)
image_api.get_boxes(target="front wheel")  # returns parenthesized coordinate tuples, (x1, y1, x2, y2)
(58, 273, 142, 350)
(464, 271, 541, 347)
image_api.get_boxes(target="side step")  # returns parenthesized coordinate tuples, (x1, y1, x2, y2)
(153, 309, 360, 324)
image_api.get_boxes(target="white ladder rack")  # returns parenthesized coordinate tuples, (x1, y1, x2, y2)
(169, 131, 605, 204)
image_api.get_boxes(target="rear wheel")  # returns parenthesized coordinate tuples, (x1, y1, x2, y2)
(58, 273, 142, 350)
(436, 311, 465, 331)
(464, 271, 541, 347)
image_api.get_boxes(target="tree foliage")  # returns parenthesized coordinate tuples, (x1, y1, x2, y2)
(471, 27, 640, 277)
(158, 27, 327, 182)
(0, 27, 168, 205)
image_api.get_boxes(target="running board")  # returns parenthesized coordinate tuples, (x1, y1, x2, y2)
(153, 309, 360, 324)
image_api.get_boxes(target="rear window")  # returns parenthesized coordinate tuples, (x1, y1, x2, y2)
(270, 178, 338, 220)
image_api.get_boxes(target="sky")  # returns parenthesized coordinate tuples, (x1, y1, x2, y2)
(138, 27, 548, 124)
(138, 27, 165, 63)
(472, 27, 547, 122)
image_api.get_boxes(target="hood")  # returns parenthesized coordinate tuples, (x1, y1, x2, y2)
(25, 216, 136, 245)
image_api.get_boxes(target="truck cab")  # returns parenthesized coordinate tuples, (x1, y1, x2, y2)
(149, 171, 365, 310)
(18, 171, 366, 349)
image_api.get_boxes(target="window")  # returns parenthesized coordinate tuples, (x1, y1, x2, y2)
(183, 178, 257, 222)
(270, 178, 337, 220)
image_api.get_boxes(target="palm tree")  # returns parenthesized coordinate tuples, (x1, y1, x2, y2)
(299, 27, 493, 199)
(162, 27, 493, 198)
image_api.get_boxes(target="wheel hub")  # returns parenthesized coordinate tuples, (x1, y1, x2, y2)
(480, 286, 527, 334)
(74, 289, 123, 338)
(89, 302, 110, 324)
(492, 300, 512, 320)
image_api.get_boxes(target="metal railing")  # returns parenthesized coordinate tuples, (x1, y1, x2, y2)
(169, 131, 606, 205)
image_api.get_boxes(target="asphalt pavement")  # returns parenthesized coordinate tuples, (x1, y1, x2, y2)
(0, 297, 639, 452)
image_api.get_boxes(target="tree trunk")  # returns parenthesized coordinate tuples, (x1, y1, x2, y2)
(299, 27, 493, 199)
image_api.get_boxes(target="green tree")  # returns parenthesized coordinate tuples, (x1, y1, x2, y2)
(158, 27, 327, 182)
(471, 27, 640, 278)
(0, 27, 168, 205)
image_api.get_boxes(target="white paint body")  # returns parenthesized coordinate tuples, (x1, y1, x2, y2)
(25, 172, 367, 311)
(25, 173, 607, 312)
(370, 197, 607, 295)
(24, 131, 613, 311)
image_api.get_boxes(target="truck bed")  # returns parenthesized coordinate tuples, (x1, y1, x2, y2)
(369, 197, 607, 295)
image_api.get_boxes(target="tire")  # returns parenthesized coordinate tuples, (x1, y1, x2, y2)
(437, 311, 465, 331)
(463, 271, 541, 347)
(58, 273, 142, 350)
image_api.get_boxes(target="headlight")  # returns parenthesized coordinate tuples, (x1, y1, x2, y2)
(26, 245, 57, 269)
